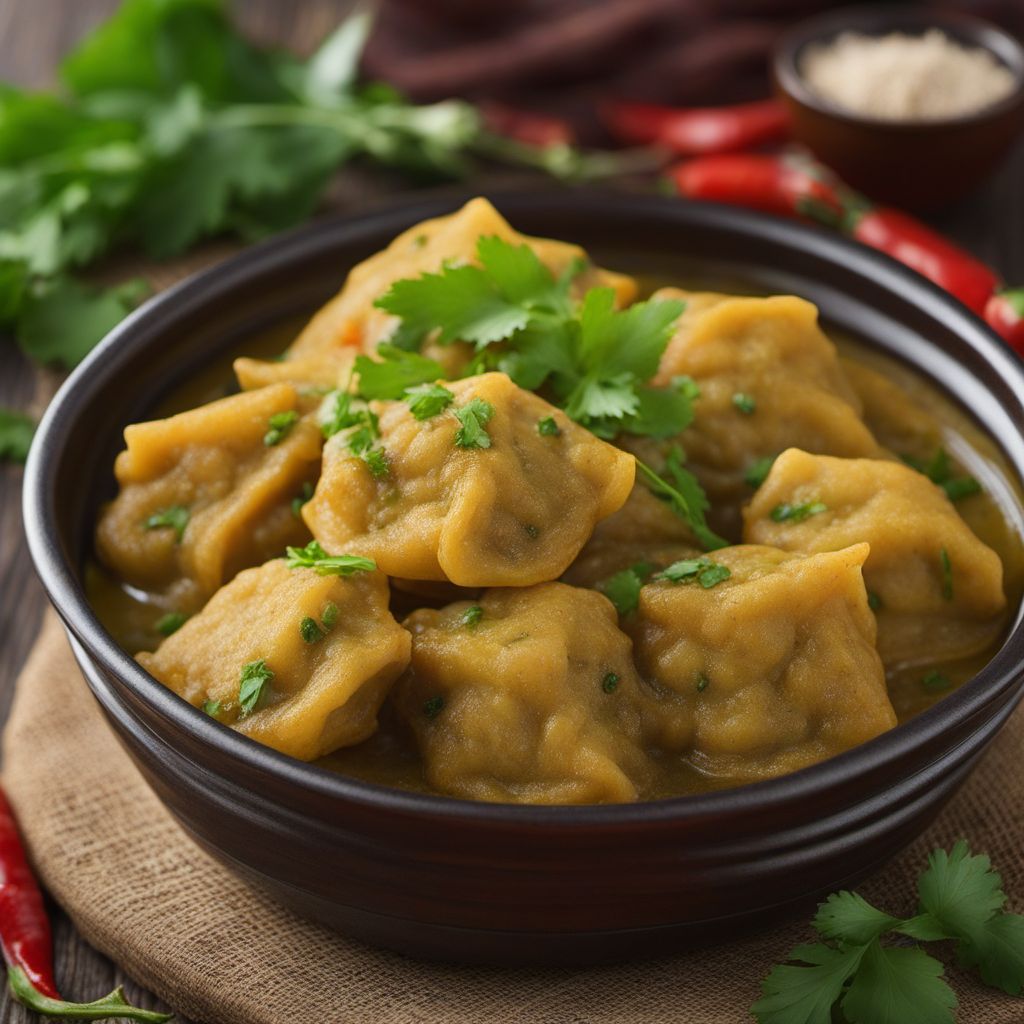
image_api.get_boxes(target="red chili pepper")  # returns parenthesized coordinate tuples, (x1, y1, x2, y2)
(602, 99, 790, 155)
(847, 208, 999, 316)
(479, 101, 575, 149)
(984, 288, 1024, 355)
(670, 154, 843, 223)
(0, 785, 171, 1021)
(670, 153, 1004, 319)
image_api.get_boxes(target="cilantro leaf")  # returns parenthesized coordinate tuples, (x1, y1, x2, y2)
(813, 891, 902, 946)
(355, 345, 444, 400)
(654, 557, 730, 589)
(285, 540, 376, 576)
(263, 409, 298, 446)
(453, 397, 494, 449)
(238, 658, 274, 716)
(405, 383, 454, 420)
(746, 455, 776, 489)
(600, 562, 655, 616)
(752, 943, 866, 1024)
(841, 943, 956, 1024)
(636, 447, 727, 551)
(957, 912, 1024, 995)
(476, 235, 574, 315)
(903, 448, 982, 503)
(771, 501, 827, 523)
(155, 611, 187, 636)
(143, 504, 189, 542)
(0, 408, 35, 464)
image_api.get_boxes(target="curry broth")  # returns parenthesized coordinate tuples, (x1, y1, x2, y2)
(86, 276, 1024, 801)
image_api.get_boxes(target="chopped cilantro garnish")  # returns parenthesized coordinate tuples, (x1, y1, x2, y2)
(405, 382, 455, 420)
(321, 601, 339, 629)
(770, 500, 827, 523)
(238, 659, 273, 716)
(285, 540, 376, 576)
(264, 410, 298, 446)
(655, 557, 731, 589)
(903, 447, 982, 503)
(940, 547, 953, 601)
(143, 504, 189, 542)
(601, 672, 619, 694)
(291, 481, 314, 518)
(745, 455, 776, 489)
(636, 446, 727, 551)
(600, 561, 655, 616)
(922, 669, 952, 692)
(360, 447, 389, 478)
(155, 611, 187, 637)
(453, 397, 494, 449)
(536, 415, 560, 436)
(732, 392, 756, 415)
(354, 345, 444, 400)
(461, 605, 483, 627)
(201, 699, 222, 718)
(423, 695, 445, 720)
(524, 523, 539, 539)
(300, 616, 324, 644)
(696, 672, 710, 693)
(867, 590, 882, 612)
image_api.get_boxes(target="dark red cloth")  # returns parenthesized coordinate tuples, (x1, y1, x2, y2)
(361, 0, 1024, 143)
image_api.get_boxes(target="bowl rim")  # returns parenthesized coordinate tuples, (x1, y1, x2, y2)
(23, 189, 1024, 827)
(773, 3, 1024, 132)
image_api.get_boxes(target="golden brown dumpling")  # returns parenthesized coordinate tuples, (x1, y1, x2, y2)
(96, 384, 321, 610)
(289, 197, 637, 363)
(650, 290, 881, 517)
(629, 543, 896, 780)
(395, 583, 653, 804)
(742, 449, 1007, 667)
(303, 372, 635, 587)
(138, 559, 410, 761)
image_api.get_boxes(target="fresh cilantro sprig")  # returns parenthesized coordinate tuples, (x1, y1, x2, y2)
(238, 659, 273, 716)
(319, 389, 389, 478)
(752, 841, 1024, 1024)
(0, 0, 633, 387)
(600, 561, 655, 616)
(636, 447, 727, 550)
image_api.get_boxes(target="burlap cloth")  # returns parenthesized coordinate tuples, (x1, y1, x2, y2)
(3, 611, 1023, 1024)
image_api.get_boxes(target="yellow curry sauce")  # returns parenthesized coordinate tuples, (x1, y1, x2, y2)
(87, 198, 1024, 804)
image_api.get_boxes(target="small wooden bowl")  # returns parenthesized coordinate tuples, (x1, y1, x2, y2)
(773, 6, 1024, 211)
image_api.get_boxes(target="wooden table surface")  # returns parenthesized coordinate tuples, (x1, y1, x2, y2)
(1, 1, 1023, 1021)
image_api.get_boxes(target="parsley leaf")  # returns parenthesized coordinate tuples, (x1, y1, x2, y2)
(636, 447, 727, 551)
(354, 345, 444, 400)
(263, 409, 298, 446)
(238, 658, 273, 716)
(771, 501, 827, 523)
(600, 561, 655, 616)
(285, 540, 375, 576)
(453, 397, 494, 449)
(155, 611, 187, 636)
(142, 504, 189, 542)
(654, 557, 731, 589)
(405, 383, 455, 420)
(0, 408, 35, 464)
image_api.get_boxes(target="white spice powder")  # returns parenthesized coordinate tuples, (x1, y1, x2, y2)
(801, 29, 1017, 121)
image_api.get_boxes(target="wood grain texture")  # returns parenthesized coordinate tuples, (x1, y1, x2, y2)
(0, 0, 1021, 1019)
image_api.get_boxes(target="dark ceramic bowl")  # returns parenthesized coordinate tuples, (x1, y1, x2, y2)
(23, 192, 1024, 966)
(773, 6, 1024, 211)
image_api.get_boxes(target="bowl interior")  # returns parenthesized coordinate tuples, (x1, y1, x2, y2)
(775, 3, 1024, 129)
(24, 190, 1024, 823)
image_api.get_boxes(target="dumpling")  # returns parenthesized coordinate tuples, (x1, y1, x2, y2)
(650, 290, 881, 521)
(96, 383, 321, 610)
(138, 558, 410, 761)
(742, 448, 1007, 667)
(562, 482, 700, 590)
(303, 372, 635, 587)
(284, 197, 637, 376)
(628, 543, 896, 780)
(394, 583, 653, 804)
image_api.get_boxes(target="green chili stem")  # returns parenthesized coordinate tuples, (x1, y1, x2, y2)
(8, 966, 172, 1022)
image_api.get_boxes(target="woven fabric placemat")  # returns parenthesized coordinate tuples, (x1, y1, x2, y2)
(3, 611, 1023, 1024)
